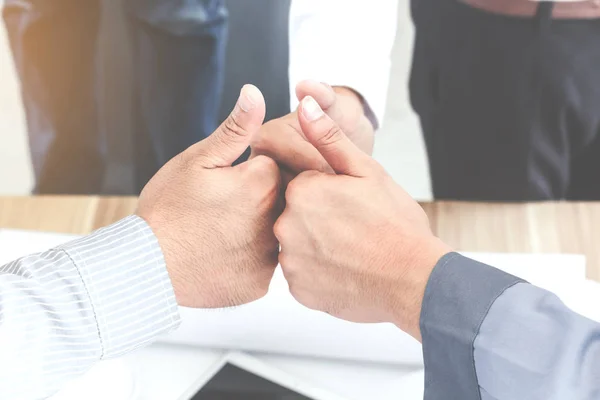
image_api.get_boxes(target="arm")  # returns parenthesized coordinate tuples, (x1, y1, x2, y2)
(421, 254, 600, 400)
(0, 85, 280, 400)
(277, 98, 600, 400)
(288, 0, 398, 130)
(0, 217, 180, 399)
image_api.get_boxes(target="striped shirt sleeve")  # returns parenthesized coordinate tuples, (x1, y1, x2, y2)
(0, 216, 181, 400)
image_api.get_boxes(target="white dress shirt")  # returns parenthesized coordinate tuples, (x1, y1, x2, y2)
(288, 0, 399, 128)
(0, 217, 180, 400)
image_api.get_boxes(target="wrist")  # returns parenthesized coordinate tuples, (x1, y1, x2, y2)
(332, 86, 375, 154)
(333, 86, 378, 132)
(135, 209, 186, 305)
(332, 85, 362, 102)
(388, 237, 453, 341)
(332, 86, 366, 117)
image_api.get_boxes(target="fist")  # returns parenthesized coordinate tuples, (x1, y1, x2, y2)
(275, 96, 451, 339)
(137, 85, 281, 309)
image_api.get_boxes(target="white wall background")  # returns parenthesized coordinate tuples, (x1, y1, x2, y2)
(0, 0, 432, 200)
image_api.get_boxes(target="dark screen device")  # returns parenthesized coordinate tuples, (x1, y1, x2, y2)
(190, 362, 313, 400)
(178, 352, 347, 400)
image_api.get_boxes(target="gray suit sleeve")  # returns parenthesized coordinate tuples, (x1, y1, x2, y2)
(420, 252, 600, 400)
(475, 282, 600, 400)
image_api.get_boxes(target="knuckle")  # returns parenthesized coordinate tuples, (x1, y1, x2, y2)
(273, 217, 287, 241)
(285, 170, 320, 204)
(284, 177, 303, 204)
(278, 251, 290, 270)
(179, 150, 212, 174)
(174, 151, 194, 173)
(251, 154, 279, 173)
(222, 113, 249, 140)
(319, 125, 344, 147)
(298, 170, 322, 180)
(190, 154, 213, 172)
(262, 235, 280, 261)
(246, 156, 281, 194)
(249, 129, 267, 151)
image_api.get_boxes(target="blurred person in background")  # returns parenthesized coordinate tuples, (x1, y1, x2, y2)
(3, 0, 227, 194)
(410, 0, 600, 201)
(3, 0, 397, 195)
(250, 0, 398, 183)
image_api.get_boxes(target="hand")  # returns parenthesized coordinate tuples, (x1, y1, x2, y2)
(301, 83, 375, 155)
(274, 96, 451, 341)
(250, 80, 374, 185)
(136, 85, 281, 309)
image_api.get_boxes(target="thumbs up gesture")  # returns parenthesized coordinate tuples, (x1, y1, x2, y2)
(275, 96, 451, 340)
(137, 85, 281, 309)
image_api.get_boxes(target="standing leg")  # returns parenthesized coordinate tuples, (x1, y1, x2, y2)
(3, 0, 104, 194)
(568, 132, 600, 200)
(125, 0, 228, 192)
(409, 0, 441, 194)
(410, 0, 573, 201)
(563, 19, 600, 200)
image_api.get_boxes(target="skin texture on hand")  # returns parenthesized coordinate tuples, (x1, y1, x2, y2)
(136, 85, 281, 309)
(249, 80, 375, 186)
(275, 96, 452, 341)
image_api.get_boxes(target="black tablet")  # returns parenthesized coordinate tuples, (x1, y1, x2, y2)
(179, 352, 348, 400)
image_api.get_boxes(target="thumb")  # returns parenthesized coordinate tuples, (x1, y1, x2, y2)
(298, 96, 375, 177)
(194, 84, 266, 168)
(295, 80, 351, 126)
(296, 80, 337, 114)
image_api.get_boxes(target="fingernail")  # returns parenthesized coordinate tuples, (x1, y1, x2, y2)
(302, 96, 324, 121)
(238, 84, 260, 112)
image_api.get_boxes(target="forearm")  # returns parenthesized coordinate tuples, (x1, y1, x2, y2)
(420, 253, 600, 400)
(0, 216, 180, 399)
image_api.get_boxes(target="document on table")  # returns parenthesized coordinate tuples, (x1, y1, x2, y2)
(0, 229, 79, 261)
(0, 229, 592, 367)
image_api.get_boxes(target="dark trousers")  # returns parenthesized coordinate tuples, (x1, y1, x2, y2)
(3, 0, 227, 194)
(410, 0, 600, 201)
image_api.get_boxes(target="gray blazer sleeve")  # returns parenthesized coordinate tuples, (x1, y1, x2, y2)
(420, 253, 600, 400)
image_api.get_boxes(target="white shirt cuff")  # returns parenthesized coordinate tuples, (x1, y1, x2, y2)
(59, 216, 181, 359)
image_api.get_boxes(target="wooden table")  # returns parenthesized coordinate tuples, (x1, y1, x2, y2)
(1, 197, 599, 280)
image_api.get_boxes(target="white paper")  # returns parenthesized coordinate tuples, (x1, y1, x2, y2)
(256, 353, 421, 400)
(0, 229, 590, 367)
(555, 278, 600, 323)
(49, 359, 137, 400)
(0, 229, 79, 262)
